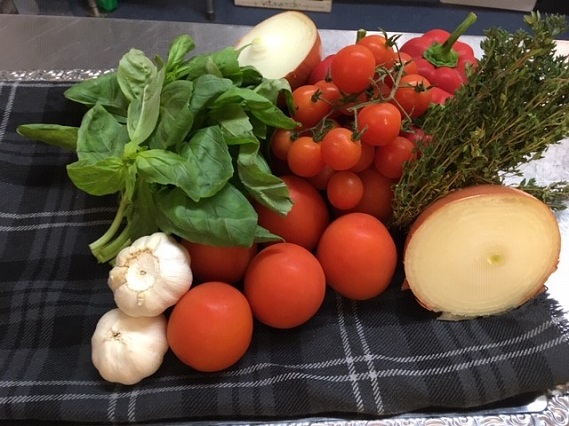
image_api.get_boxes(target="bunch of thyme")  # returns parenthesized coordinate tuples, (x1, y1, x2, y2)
(392, 12, 569, 229)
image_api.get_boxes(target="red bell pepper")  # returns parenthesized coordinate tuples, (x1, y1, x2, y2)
(400, 13, 478, 95)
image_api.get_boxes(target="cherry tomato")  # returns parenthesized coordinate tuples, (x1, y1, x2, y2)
(374, 136, 415, 180)
(244, 243, 326, 329)
(181, 241, 257, 285)
(392, 74, 432, 118)
(391, 51, 418, 77)
(167, 281, 253, 372)
(357, 34, 395, 68)
(291, 85, 333, 128)
(255, 175, 330, 251)
(307, 164, 335, 191)
(317, 213, 397, 300)
(327, 171, 364, 210)
(330, 44, 376, 94)
(349, 167, 395, 222)
(320, 127, 362, 171)
(314, 79, 342, 111)
(270, 128, 295, 161)
(357, 102, 402, 147)
(287, 136, 324, 177)
(308, 54, 336, 85)
(350, 141, 376, 172)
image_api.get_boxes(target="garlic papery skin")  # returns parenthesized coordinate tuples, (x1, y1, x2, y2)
(91, 308, 168, 385)
(108, 232, 193, 317)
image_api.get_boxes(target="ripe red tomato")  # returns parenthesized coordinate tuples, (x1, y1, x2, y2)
(314, 79, 342, 110)
(167, 281, 253, 372)
(357, 34, 395, 68)
(374, 135, 415, 180)
(287, 136, 324, 177)
(392, 74, 432, 118)
(291, 84, 333, 128)
(391, 51, 418, 77)
(357, 102, 402, 147)
(320, 127, 362, 171)
(327, 171, 364, 210)
(181, 241, 258, 284)
(255, 175, 330, 251)
(307, 164, 335, 191)
(244, 243, 326, 329)
(317, 213, 398, 300)
(330, 44, 376, 94)
(349, 167, 395, 222)
(270, 128, 295, 161)
(350, 141, 375, 172)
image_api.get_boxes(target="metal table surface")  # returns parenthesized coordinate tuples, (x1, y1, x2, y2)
(0, 13, 568, 426)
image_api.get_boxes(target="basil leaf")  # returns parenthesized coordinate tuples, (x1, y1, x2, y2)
(255, 78, 292, 105)
(66, 157, 126, 196)
(177, 47, 241, 83)
(77, 104, 129, 162)
(166, 34, 196, 72)
(237, 142, 293, 214)
(254, 225, 284, 244)
(211, 87, 297, 130)
(64, 72, 129, 117)
(117, 48, 158, 102)
(136, 149, 199, 201)
(189, 74, 234, 116)
(16, 124, 78, 151)
(240, 66, 264, 87)
(179, 126, 234, 198)
(126, 65, 165, 145)
(148, 80, 194, 149)
(154, 184, 258, 246)
(209, 103, 254, 141)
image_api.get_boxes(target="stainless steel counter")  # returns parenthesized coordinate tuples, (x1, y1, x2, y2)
(1, 12, 568, 426)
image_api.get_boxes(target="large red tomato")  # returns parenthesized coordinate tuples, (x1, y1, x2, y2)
(181, 241, 258, 284)
(255, 175, 330, 251)
(167, 281, 253, 372)
(316, 213, 398, 300)
(243, 243, 326, 329)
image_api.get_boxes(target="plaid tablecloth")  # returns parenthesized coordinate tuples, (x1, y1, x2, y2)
(1, 80, 569, 424)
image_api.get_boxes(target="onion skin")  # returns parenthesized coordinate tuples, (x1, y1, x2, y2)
(403, 184, 561, 318)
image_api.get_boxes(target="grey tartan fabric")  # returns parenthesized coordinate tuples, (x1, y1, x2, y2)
(1, 80, 569, 424)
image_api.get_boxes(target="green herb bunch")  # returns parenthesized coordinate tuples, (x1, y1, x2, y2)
(392, 12, 569, 228)
(18, 35, 297, 263)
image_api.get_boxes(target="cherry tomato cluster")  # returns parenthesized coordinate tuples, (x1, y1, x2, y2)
(271, 33, 456, 219)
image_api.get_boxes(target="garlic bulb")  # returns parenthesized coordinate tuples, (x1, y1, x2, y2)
(91, 308, 168, 385)
(109, 232, 193, 317)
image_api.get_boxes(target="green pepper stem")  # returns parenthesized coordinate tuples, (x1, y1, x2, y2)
(356, 29, 367, 43)
(441, 12, 478, 53)
(424, 12, 477, 68)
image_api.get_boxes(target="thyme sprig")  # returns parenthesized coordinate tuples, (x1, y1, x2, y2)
(392, 12, 569, 228)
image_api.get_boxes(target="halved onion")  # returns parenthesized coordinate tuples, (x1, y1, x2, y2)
(404, 185, 561, 319)
(235, 11, 322, 89)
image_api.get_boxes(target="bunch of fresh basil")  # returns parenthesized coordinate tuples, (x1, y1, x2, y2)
(18, 35, 298, 263)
